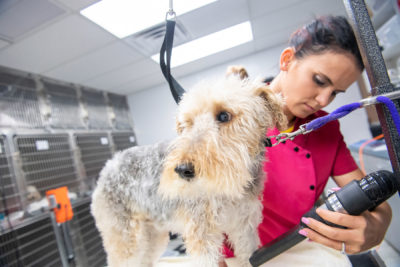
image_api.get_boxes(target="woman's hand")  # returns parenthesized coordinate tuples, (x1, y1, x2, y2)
(298, 202, 392, 254)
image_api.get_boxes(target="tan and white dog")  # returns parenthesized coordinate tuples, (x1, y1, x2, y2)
(91, 67, 286, 267)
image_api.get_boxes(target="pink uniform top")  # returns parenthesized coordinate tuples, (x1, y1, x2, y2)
(223, 110, 358, 256)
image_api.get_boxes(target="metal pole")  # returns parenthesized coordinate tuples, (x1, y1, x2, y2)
(50, 212, 69, 267)
(343, 0, 400, 189)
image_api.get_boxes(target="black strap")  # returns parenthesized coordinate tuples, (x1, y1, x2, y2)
(160, 19, 185, 104)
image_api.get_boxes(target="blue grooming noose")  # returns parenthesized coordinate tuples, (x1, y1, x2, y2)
(268, 91, 400, 146)
(376, 96, 400, 135)
(304, 102, 362, 131)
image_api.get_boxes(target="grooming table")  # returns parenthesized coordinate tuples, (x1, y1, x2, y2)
(156, 240, 351, 267)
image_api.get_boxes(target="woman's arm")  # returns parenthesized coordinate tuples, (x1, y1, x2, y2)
(299, 168, 393, 254)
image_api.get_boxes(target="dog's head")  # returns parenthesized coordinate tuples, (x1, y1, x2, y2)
(159, 71, 286, 199)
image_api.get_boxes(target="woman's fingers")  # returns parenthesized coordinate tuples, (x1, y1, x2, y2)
(298, 208, 370, 254)
(298, 227, 345, 253)
(300, 216, 349, 242)
(315, 208, 367, 229)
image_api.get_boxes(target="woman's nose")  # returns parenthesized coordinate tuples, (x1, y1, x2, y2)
(315, 91, 332, 107)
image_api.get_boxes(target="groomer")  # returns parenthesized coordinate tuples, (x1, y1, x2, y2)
(221, 15, 392, 266)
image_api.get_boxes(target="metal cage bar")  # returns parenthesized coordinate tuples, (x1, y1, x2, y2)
(0, 136, 22, 216)
(42, 80, 85, 129)
(81, 88, 112, 129)
(0, 213, 64, 266)
(108, 93, 133, 130)
(14, 134, 80, 196)
(75, 133, 112, 190)
(343, 0, 400, 189)
(70, 198, 107, 267)
(111, 132, 137, 152)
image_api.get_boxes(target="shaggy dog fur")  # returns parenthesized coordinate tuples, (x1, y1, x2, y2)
(91, 68, 286, 267)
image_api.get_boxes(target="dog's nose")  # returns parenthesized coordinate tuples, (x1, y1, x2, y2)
(174, 163, 195, 180)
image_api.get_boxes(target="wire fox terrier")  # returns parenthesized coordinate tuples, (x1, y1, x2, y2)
(91, 67, 287, 267)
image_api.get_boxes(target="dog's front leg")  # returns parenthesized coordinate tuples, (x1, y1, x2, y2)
(227, 225, 259, 267)
(226, 199, 262, 267)
(183, 228, 224, 267)
(180, 207, 223, 267)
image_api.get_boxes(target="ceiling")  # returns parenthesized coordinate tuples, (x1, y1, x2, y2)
(0, 0, 348, 95)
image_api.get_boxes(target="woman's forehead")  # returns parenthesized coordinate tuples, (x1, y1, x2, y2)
(300, 51, 361, 88)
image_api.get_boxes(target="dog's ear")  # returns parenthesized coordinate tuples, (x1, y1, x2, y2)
(225, 65, 249, 80)
(255, 85, 288, 131)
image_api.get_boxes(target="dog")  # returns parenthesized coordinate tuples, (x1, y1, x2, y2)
(91, 67, 287, 267)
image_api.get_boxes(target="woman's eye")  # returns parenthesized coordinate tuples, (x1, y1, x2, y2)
(217, 111, 231, 123)
(313, 75, 325, 86)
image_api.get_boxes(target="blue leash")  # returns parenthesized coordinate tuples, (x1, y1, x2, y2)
(267, 91, 400, 145)
(304, 102, 362, 132)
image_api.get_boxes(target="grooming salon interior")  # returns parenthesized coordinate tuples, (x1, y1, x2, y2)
(0, 0, 400, 266)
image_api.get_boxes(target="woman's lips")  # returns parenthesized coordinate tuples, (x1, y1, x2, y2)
(304, 103, 316, 113)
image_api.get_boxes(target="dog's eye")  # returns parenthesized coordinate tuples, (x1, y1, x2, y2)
(217, 111, 231, 123)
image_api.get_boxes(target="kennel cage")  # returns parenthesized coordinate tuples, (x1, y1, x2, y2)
(13, 134, 81, 197)
(0, 213, 64, 267)
(81, 88, 112, 130)
(108, 93, 133, 130)
(42, 79, 85, 129)
(0, 72, 44, 129)
(111, 131, 137, 152)
(0, 63, 137, 266)
(74, 133, 112, 190)
(0, 135, 22, 217)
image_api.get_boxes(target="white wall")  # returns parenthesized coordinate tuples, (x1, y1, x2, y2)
(127, 44, 372, 146)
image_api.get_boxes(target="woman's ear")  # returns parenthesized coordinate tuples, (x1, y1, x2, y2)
(280, 47, 295, 71)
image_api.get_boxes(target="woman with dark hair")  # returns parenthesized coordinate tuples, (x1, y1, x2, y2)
(221, 15, 392, 266)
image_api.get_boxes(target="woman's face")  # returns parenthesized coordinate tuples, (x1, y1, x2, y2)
(277, 49, 362, 121)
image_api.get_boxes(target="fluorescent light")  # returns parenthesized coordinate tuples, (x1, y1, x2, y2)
(81, 0, 217, 38)
(152, 21, 253, 68)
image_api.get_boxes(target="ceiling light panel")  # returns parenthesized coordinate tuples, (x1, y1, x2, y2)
(80, 0, 217, 38)
(152, 21, 253, 68)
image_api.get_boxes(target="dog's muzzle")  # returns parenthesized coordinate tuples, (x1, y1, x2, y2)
(174, 163, 195, 180)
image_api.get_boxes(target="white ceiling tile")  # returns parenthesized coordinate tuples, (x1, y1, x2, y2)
(0, 39, 10, 50)
(248, 0, 304, 18)
(0, 14, 115, 73)
(45, 41, 144, 83)
(53, 0, 100, 11)
(0, 0, 66, 41)
(84, 59, 159, 89)
(0, 0, 22, 14)
(179, 0, 249, 38)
